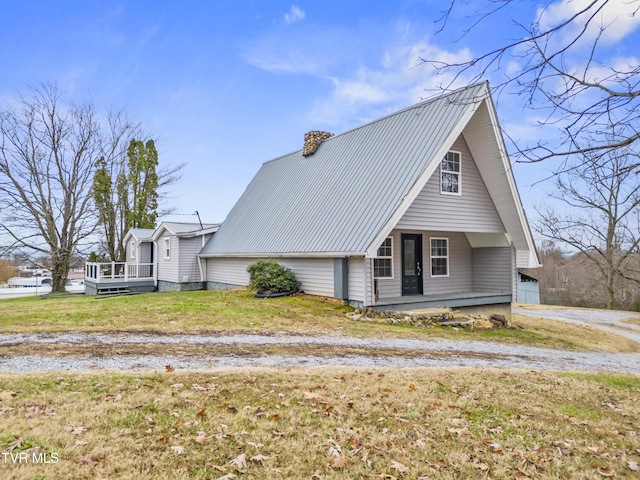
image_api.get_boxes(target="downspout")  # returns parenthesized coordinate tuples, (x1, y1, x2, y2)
(152, 240, 158, 288)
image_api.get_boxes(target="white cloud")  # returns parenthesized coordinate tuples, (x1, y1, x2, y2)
(284, 5, 305, 25)
(309, 40, 473, 128)
(242, 21, 474, 128)
(538, 0, 640, 45)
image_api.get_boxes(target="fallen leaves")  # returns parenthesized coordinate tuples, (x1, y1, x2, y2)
(65, 426, 87, 435)
(75, 453, 106, 465)
(0, 391, 17, 401)
(229, 453, 247, 470)
(390, 460, 409, 473)
(165, 365, 175, 372)
(170, 445, 185, 455)
(331, 456, 347, 469)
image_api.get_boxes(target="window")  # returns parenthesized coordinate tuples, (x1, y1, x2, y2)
(163, 238, 171, 259)
(374, 237, 393, 278)
(130, 241, 136, 259)
(441, 151, 461, 195)
(430, 238, 448, 276)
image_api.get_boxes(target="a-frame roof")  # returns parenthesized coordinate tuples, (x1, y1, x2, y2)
(201, 82, 539, 268)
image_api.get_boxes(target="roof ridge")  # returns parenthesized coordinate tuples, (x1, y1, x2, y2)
(262, 81, 488, 166)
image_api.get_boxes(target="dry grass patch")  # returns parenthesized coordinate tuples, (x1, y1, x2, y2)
(622, 317, 640, 326)
(1, 368, 639, 479)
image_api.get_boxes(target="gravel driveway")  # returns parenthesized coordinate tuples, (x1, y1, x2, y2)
(1, 331, 639, 374)
(514, 305, 640, 343)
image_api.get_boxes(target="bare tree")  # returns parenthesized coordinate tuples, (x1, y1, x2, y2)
(0, 84, 114, 292)
(425, 0, 640, 166)
(535, 148, 640, 309)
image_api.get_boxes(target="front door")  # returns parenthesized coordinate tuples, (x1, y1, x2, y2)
(401, 234, 423, 295)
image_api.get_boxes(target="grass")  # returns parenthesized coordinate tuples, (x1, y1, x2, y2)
(622, 317, 640, 326)
(0, 367, 639, 479)
(1, 290, 639, 352)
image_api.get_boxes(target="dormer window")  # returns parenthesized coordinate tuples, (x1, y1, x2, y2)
(441, 151, 461, 195)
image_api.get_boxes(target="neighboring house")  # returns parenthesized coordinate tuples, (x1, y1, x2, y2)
(517, 271, 540, 304)
(153, 222, 220, 292)
(85, 222, 219, 295)
(199, 81, 540, 318)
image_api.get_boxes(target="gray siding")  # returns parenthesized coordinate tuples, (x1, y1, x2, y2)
(139, 242, 152, 263)
(375, 230, 473, 299)
(396, 135, 505, 233)
(126, 240, 136, 261)
(471, 247, 512, 293)
(157, 233, 179, 283)
(517, 274, 540, 304)
(347, 257, 365, 302)
(206, 257, 335, 297)
(179, 237, 204, 283)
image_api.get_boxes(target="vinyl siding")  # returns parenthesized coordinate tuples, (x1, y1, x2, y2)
(179, 237, 204, 282)
(206, 257, 335, 297)
(396, 135, 505, 233)
(347, 257, 365, 302)
(471, 247, 512, 293)
(157, 234, 179, 283)
(512, 244, 517, 301)
(364, 258, 373, 307)
(375, 230, 473, 299)
(139, 242, 152, 263)
(126, 241, 136, 261)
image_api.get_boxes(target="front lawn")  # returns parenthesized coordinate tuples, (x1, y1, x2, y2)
(1, 290, 638, 352)
(1, 368, 638, 479)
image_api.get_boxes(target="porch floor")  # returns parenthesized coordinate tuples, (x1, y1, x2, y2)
(372, 291, 511, 312)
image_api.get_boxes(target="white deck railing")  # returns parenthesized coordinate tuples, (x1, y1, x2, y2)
(85, 262, 155, 283)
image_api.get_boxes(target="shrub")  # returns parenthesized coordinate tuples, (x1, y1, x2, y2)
(246, 259, 298, 294)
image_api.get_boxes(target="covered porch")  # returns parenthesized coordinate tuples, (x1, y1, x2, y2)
(369, 291, 513, 320)
(84, 262, 156, 295)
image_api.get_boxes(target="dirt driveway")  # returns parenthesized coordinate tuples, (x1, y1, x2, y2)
(513, 305, 640, 343)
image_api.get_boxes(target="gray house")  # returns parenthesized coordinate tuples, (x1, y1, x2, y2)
(152, 222, 220, 292)
(199, 82, 540, 317)
(85, 222, 218, 295)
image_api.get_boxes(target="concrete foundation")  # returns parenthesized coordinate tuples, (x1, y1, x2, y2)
(157, 280, 206, 293)
(206, 281, 244, 291)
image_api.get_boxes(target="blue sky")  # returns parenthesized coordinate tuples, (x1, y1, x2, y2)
(1, 0, 638, 226)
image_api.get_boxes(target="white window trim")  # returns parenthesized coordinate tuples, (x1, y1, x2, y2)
(430, 237, 449, 277)
(130, 240, 136, 260)
(163, 237, 171, 260)
(373, 237, 394, 279)
(440, 150, 462, 196)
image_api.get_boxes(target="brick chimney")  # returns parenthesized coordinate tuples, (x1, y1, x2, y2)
(302, 131, 333, 156)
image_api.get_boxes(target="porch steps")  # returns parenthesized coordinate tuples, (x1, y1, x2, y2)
(96, 286, 130, 296)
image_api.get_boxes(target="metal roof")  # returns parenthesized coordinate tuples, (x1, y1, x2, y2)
(200, 83, 495, 256)
(128, 228, 155, 241)
(152, 221, 220, 240)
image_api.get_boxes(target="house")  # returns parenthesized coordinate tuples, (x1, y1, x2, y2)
(85, 222, 219, 295)
(152, 222, 219, 291)
(517, 271, 540, 304)
(199, 81, 540, 318)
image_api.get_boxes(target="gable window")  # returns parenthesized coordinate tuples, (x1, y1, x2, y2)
(163, 238, 171, 259)
(441, 151, 461, 195)
(430, 238, 448, 277)
(130, 241, 136, 260)
(373, 237, 393, 278)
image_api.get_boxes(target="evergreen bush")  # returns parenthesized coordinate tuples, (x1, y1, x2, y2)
(246, 259, 298, 294)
